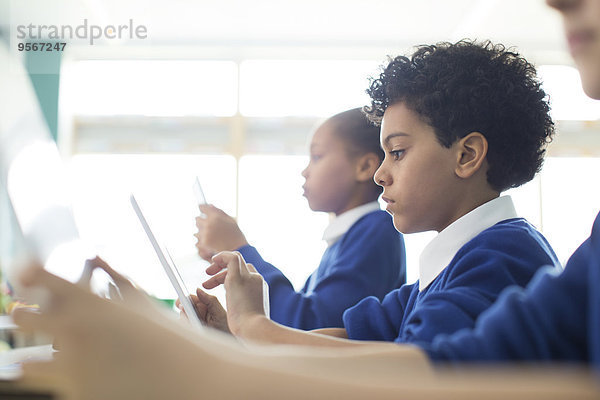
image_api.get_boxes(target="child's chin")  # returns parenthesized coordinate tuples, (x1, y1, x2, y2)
(392, 218, 407, 234)
(305, 198, 334, 213)
(306, 201, 320, 212)
(307, 202, 326, 213)
(393, 217, 421, 235)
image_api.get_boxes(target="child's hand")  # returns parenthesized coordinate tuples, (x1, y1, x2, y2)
(194, 205, 249, 261)
(87, 257, 155, 310)
(209, 251, 269, 337)
(12, 265, 217, 400)
(176, 289, 231, 334)
(202, 258, 228, 290)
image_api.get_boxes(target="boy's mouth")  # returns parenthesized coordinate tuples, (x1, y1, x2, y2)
(381, 196, 395, 214)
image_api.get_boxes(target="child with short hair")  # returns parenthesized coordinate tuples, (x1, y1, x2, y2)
(195, 107, 406, 330)
(201, 40, 561, 347)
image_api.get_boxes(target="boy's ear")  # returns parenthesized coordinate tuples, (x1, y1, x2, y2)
(455, 132, 488, 179)
(355, 152, 381, 182)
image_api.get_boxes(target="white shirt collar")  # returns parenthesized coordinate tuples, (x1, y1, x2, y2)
(418, 195, 518, 291)
(322, 201, 381, 246)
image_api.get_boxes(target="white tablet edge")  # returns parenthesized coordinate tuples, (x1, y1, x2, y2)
(130, 194, 204, 329)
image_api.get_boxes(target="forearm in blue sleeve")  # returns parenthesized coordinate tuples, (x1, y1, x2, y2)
(237, 245, 329, 329)
(237, 222, 402, 330)
(425, 264, 588, 362)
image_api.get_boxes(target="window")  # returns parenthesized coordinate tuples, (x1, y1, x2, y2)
(59, 57, 387, 294)
(67, 154, 236, 297)
(240, 60, 379, 117)
(61, 60, 238, 116)
(57, 57, 600, 296)
(539, 157, 600, 263)
(238, 155, 328, 289)
(538, 65, 600, 121)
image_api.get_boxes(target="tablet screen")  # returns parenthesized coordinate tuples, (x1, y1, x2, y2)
(130, 195, 203, 329)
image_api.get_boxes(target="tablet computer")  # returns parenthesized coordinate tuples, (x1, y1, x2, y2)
(193, 177, 207, 206)
(130, 194, 204, 329)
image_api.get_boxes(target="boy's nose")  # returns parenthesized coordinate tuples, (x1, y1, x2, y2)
(373, 165, 388, 187)
(301, 166, 309, 178)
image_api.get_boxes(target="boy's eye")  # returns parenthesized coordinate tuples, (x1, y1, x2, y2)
(389, 149, 405, 161)
(311, 154, 323, 162)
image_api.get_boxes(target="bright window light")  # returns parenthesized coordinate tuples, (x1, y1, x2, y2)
(504, 176, 542, 229)
(402, 231, 436, 284)
(539, 157, 600, 264)
(7, 140, 71, 234)
(62, 60, 238, 116)
(67, 154, 236, 298)
(238, 155, 329, 289)
(538, 65, 600, 121)
(7, 140, 93, 281)
(239, 60, 380, 117)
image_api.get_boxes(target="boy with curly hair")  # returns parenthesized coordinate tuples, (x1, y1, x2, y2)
(197, 40, 561, 347)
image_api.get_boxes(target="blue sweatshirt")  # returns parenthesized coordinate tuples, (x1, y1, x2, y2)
(343, 218, 560, 344)
(238, 210, 406, 330)
(425, 211, 600, 366)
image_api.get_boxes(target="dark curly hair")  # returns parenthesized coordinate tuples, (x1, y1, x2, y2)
(328, 108, 383, 162)
(327, 108, 383, 197)
(364, 40, 554, 192)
